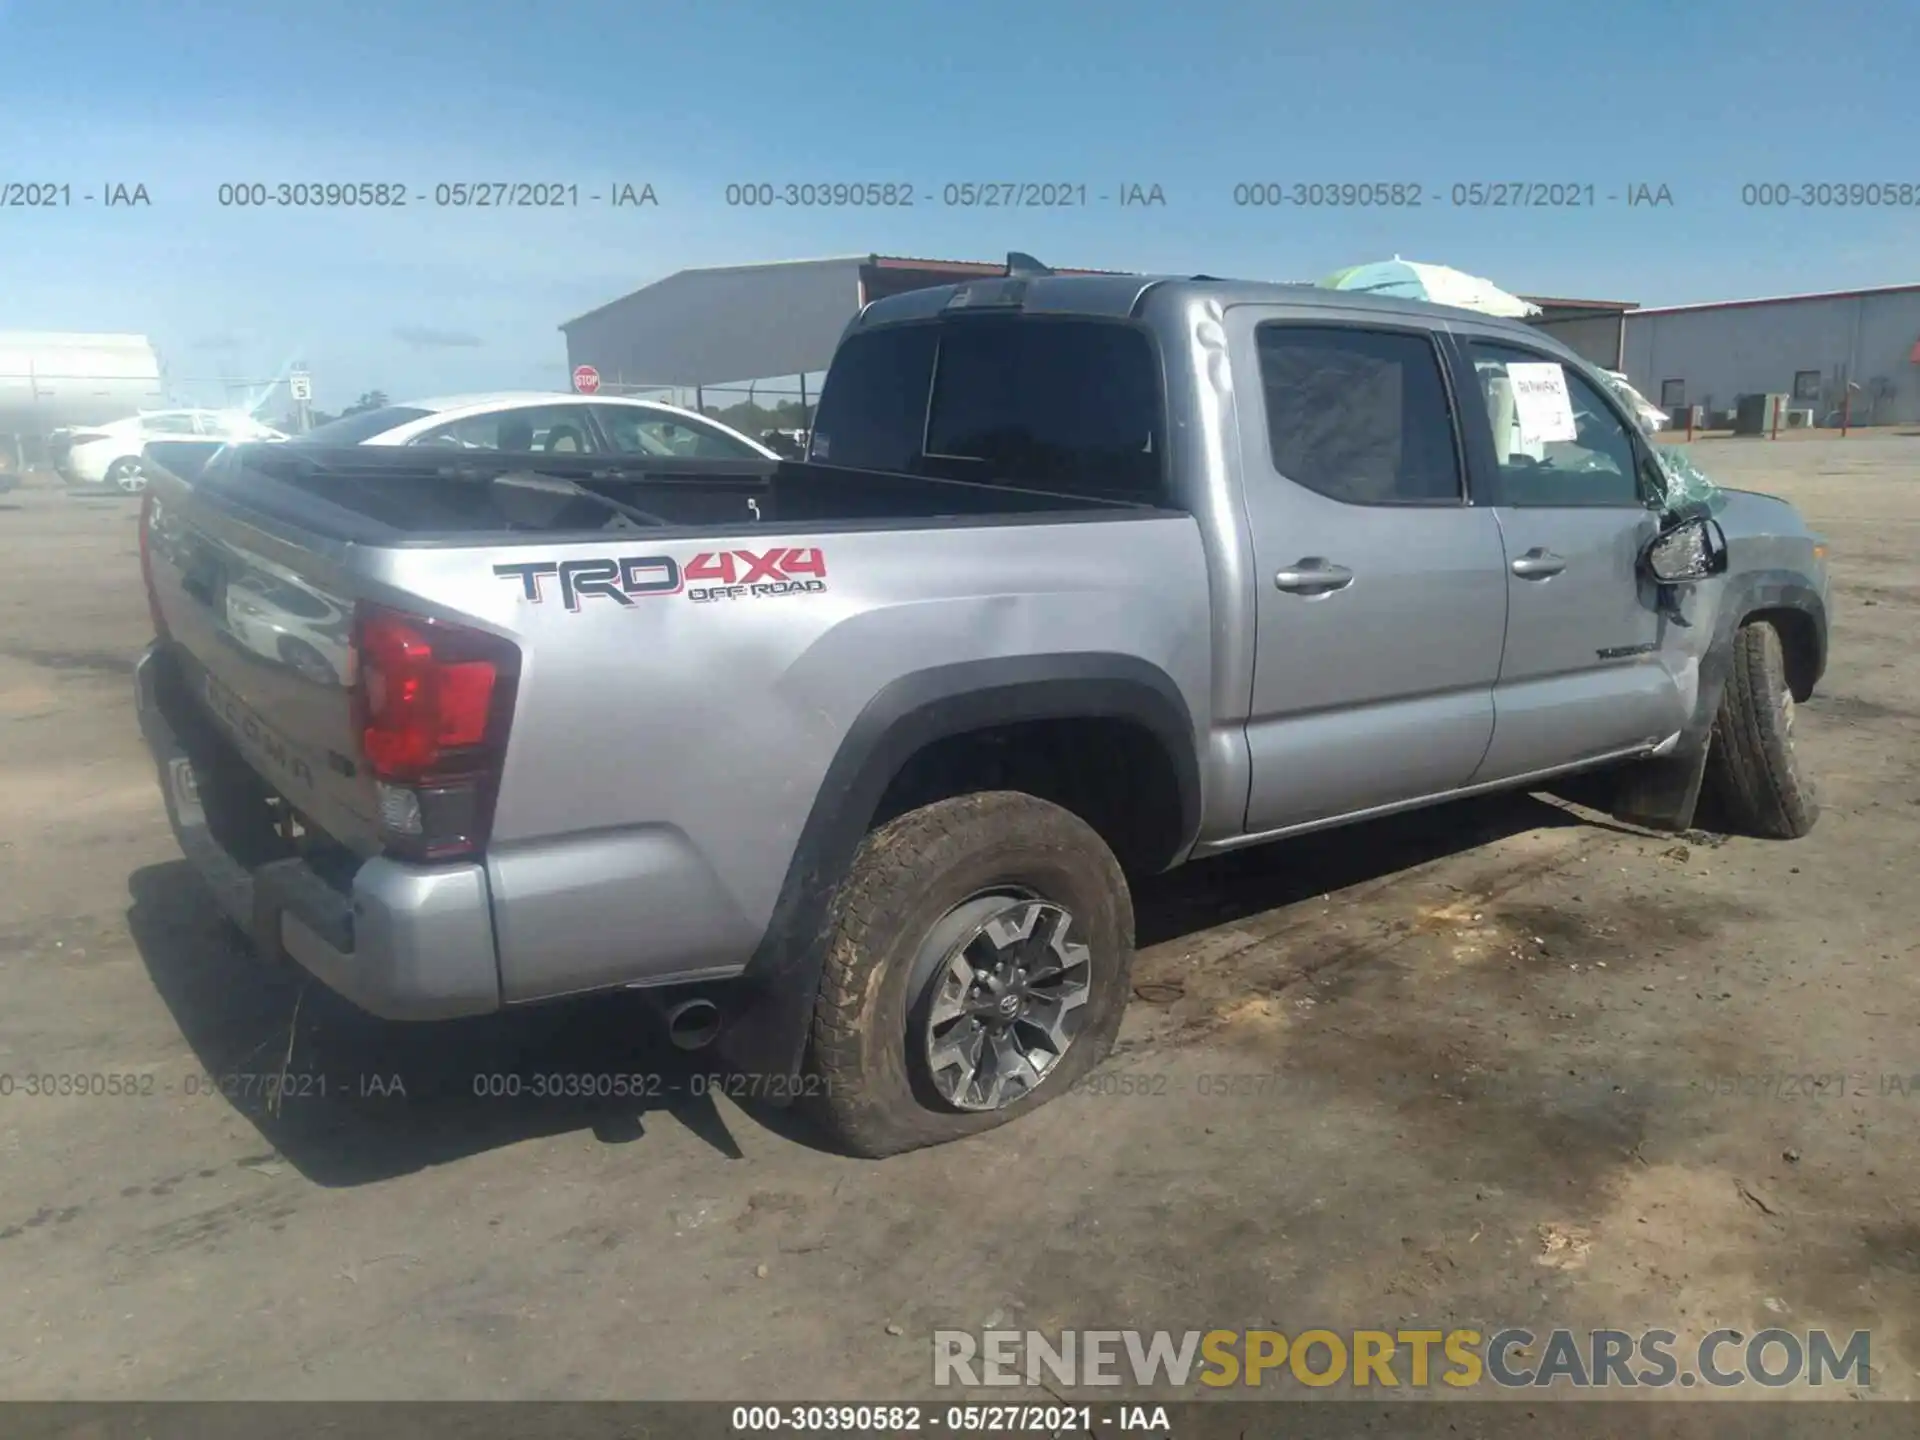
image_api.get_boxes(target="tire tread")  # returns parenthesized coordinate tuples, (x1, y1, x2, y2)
(1706, 620, 1817, 839)
(803, 791, 1132, 1157)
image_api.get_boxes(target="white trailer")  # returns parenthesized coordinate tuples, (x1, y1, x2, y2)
(0, 333, 167, 464)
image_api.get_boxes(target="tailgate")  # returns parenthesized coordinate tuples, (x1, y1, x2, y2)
(142, 478, 381, 854)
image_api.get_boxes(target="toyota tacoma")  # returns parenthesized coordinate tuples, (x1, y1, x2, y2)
(132, 260, 1830, 1156)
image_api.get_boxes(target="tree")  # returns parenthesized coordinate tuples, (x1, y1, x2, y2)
(268, 389, 383, 432)
(706, 398, 812, 438)
(269, 407, 333, 431)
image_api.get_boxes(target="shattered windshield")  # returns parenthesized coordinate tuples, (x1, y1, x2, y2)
(1598, 370, 1726, 514)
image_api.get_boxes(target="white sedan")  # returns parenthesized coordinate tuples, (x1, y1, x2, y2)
(294, 392, 779, 460)
(54, 409, 288, 492)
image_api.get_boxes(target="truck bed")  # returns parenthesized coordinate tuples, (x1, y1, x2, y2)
(134, 437, 1210, 1020)
(143, 441, 1160, 544)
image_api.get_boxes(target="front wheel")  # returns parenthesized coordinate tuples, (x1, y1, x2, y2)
(802, 791, 1135, 1158)
(1704, 619, 1819, 838)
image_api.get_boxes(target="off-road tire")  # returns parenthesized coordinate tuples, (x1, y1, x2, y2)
(1705, 619, 1818, 839)
(802, 791, 1134, 1158)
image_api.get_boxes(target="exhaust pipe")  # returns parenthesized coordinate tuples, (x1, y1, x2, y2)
(664, 998, 723, 1051)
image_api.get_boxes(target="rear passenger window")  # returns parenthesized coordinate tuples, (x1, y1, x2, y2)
(1255, 325, 1463, 505)
(412, 406, 599, 454)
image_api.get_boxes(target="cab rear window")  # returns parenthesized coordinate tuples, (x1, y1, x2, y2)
(809, 316, 1165, 505)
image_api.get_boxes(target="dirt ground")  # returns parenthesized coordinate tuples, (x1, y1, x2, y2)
(1, 437, 1916, 1414)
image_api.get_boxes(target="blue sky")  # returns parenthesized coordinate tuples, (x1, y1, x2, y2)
(2, 0, 1914, 412)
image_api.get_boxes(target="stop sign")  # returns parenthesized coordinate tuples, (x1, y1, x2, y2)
(572, 364, 600, 395)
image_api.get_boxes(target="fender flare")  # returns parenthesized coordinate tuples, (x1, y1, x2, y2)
(716, 652, 1201, 1092)
(1612, 570, 1827, 831)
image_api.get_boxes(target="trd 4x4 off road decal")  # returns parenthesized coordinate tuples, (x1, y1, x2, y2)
(493, 547, 828, 611)
(684, 547, 826, 603)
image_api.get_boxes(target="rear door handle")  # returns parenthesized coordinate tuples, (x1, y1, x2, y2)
(1274, 559, 1354, 595)
(1510, 548, 1566, 579)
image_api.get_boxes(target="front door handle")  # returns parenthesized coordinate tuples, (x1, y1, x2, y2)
(1274, 559, 1354, 595)
(1510, 548, 1567, 579)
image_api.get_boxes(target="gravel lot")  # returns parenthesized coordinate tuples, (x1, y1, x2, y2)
(0, 436, 1916, 1416)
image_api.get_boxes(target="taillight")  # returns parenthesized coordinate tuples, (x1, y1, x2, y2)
(351, 603, 520, 863)
(138, 491, 170, 640)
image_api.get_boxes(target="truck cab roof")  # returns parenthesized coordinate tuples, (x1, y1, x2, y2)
(853, 271, 1557, 349)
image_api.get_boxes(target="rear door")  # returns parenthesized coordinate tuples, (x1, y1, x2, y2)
(1451, 336, 1690, 780)
(1229, 312, 1510, 834)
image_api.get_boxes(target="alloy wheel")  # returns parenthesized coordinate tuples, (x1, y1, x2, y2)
(913, 894, 1092, 1113)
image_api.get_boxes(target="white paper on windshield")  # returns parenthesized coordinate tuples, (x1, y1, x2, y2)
(1506, 362, 1578, 447)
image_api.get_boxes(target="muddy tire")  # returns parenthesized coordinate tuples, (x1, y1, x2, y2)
(1704, 619, 1818, 839)
(802, 791, 1134, 1158)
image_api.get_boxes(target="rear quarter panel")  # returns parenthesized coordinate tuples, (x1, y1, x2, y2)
(374, 515, 1215, 1000)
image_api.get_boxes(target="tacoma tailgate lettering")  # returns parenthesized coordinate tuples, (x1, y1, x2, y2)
(203, 671, 315, 789)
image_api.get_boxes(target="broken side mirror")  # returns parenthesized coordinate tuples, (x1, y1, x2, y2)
(1641, 511, 1729, 585)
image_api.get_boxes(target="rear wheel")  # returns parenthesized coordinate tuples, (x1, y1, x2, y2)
(1705, 619, 1818, 838)
(803, 791, 1134, 1158)
(106, 456, 146, 493)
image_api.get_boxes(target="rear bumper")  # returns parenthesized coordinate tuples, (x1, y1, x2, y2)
(134, 643, 502, 1020)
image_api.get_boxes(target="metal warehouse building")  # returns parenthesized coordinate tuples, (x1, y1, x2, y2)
(1621, 283, 1920, 429)
(1524, 297, 1640, 369)
(559, 252, 1630, 402)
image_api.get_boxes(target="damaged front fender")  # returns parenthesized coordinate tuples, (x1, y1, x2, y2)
(1610, 571, 1827, 832)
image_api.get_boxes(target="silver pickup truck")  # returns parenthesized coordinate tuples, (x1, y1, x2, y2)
(133, 265, 1830, 1156)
